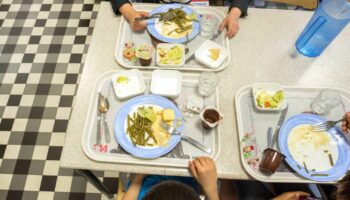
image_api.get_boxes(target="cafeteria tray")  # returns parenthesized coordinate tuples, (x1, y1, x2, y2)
(82, 70, 221, 167)
(115, 4, 231, 72)
(235, 85, 350, 183)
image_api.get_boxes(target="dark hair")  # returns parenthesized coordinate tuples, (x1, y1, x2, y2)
(337, 171, 350, 200)
(142, 180, 200, 200)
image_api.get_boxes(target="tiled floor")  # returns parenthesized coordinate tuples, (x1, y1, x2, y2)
(0, 0, 302, 199)
(0, 0, 119, 199)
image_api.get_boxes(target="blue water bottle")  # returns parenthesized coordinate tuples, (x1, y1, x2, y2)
(295, 0, 350, 57)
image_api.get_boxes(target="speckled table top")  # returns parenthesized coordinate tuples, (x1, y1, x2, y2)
(60, 2, 350, 181)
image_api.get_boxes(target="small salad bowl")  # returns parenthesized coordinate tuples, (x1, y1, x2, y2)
(252, 83, 286, 111)
(156, 43, 185, 67)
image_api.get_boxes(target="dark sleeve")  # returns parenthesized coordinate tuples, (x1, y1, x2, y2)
(110, 0, 131, 15)
(229, 0, 248, 17)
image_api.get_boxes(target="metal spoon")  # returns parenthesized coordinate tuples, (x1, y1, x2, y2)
(98, 93, 111, 143)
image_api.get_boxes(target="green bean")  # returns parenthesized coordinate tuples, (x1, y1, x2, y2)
(126, 109, 156, 146)
(159, 7, 196, 34)
(311, 174, 329, 177)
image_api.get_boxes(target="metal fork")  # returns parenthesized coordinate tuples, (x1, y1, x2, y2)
(159, 120, 212, 154)
(159, 121, 182, 135)
(311, 118, 343, 131)
(134, 12, 176, 22)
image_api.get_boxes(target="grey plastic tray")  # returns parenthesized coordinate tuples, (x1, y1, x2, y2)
(235, 85, 350, 183)
(115, 4, 231, 71)
(82, 70, 221, 167)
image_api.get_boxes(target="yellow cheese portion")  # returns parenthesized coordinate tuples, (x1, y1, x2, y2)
(162, 109, 175, 122)
(209, 49, 220, 61)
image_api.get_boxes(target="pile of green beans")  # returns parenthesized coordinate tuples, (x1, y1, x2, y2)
(160, 7, 196, 35)
(126, 112, 158, 146)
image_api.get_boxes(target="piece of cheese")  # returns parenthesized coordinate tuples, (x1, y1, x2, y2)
(209, 49, 220, 61)
(162, 109, 175, 122)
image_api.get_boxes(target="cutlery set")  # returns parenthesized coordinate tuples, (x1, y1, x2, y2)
(96, 93, 111, 144)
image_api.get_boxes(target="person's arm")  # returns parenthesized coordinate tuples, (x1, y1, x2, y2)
(342, 112, 350, 133)
(110, 0, 131, 15)
(122, 174, 145, 200)
(110, 0, 149, 31)
(229, 0, 248, 17)
(272, 191, 310, 200)
(219, 0, 248, 38)
(189, 157, 219, 200)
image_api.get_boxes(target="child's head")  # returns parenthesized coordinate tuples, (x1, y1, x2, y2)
(142, 180, 200, 200)
(337, 171, 350, 200)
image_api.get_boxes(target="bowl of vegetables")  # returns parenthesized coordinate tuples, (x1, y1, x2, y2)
(252, 83, 286, 111)
(156, 43, 185, 67)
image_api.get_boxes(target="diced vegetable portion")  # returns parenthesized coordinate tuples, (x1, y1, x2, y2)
(256, 90, 284, 109)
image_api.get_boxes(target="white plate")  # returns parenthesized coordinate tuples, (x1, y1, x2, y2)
(111, 69, 145, 100)
(194, 40, 228, 69)
(150, 69, 182, 98)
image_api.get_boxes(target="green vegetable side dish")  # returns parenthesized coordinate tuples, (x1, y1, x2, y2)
(158, 46, 183, 65)
(126, 107, 158, 146)
(159, 7, 198, 35)
(256, 90, 284, 109)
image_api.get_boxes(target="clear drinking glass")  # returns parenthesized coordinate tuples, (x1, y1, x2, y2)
(198, 72, 219, 97)
(200, 15, 218, 38)
(311, 89, 341, 114)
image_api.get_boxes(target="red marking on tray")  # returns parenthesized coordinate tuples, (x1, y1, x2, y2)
(93, 144, 108, 153)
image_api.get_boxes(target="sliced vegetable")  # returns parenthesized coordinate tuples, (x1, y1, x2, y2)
(256, 90, 284, 109)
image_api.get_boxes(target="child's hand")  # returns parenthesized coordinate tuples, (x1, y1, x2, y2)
(189, 157, 218, 195)
(219, 7, 242, 38)
(342, 112, 350, 133)
(129, 11, 149, 32)
(272, 191, 310, 200)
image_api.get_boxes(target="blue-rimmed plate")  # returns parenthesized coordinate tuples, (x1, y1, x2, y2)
(147, 4, 200, 43)
(114, 94, 183, 158)
(278, 114, 350, 181)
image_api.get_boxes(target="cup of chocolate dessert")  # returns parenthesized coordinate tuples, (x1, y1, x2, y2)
(135, 45, 153, 66)
(259, 148, 286, 174)
(200, 106, 223, 129)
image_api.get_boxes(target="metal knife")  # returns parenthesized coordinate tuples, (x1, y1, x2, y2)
(96, 111, 101, 145)
(181, 135, 212, 154)
(272, 104, 289, 147)
(267, 127, 273, 149)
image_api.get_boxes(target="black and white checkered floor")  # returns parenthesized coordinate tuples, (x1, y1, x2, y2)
(0, 0, 302, 199)
(0, 0, 120, 199)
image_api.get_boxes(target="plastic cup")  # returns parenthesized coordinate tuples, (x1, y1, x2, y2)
(200, 15, 218, 38)
(198, 72, 219, 97)
(200, 107, 223, 129)
(259, 148, 286, 174)
(311, 89, 341, 114)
